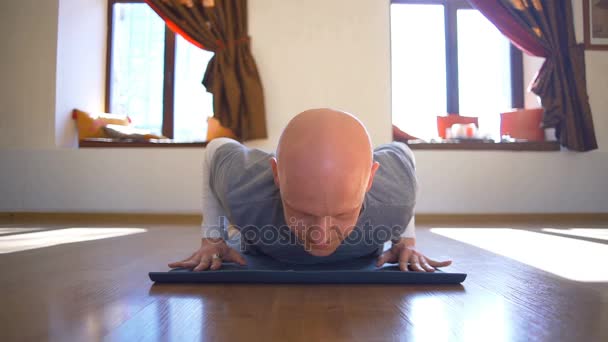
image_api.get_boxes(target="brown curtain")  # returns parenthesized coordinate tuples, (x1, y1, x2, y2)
(145, 0, 267, 141)
(468, 0, 598, 151)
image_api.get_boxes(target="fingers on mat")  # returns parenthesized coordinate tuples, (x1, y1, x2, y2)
(409, 255, 425, 272)
(398, 248, 413, 272)
(210, 256, 222, 270)
(376, 252, 390, 267)
(426, 257, 453, 268)
(193, 257, 212, 272)
(419, 256, 435, 272)
(168, 252, 199, 268)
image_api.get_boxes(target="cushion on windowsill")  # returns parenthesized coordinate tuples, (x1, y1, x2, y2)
(103, 124, 167, 141)
(72, 109, 131, 140)
(206, 116, 237, 140)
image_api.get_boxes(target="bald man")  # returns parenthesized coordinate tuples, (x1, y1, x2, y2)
(169, 109, 452, 272)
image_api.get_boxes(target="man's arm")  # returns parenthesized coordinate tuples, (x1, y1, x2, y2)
(378, 142, 452, 271)
(200, 138, 237, 238)
(168, 138, 247, 271)
(395, 142, 416, 241)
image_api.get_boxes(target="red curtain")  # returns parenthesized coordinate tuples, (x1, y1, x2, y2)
(467, 0, 597, 151)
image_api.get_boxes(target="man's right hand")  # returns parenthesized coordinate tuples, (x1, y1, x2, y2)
(168, 238, 247, 271)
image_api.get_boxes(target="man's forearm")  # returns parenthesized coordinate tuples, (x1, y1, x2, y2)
(399, 215, 416, 239)
(201, 138, 238, 239)
(390, 215, 416, 244)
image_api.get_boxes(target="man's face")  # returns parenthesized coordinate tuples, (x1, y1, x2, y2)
(269, 136, 379, 257)
(274, 158, 369, 256)
(282, 198, 363, 256)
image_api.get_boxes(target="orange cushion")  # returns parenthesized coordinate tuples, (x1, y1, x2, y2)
(500, 108, 544, 141)
(72, 109, 131, 140)
(206, 116, 237, 141)
(437, 115, 479, 139)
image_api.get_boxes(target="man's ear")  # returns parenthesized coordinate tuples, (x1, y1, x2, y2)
(366, 162, 380, 192)
(269, 157, 280, 188)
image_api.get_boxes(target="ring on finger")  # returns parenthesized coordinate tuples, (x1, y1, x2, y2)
(211, 253, 222, 260)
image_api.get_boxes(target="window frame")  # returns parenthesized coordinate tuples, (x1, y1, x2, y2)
(390, 0, 524, 114)
(105, 0, 176, 139)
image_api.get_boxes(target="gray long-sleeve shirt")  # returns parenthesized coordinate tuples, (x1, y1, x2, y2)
(202, 139, 417, 264)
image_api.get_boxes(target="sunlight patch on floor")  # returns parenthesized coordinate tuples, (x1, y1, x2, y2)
(541, 228, 608, 241)
(431, 228, 608, 282)
(0, 228, 147, 254)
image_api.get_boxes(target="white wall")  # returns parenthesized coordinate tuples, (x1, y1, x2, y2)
(0, 0, 58, 149)
(55, 0, 107, 148)
(0, 0, 606, 214)
(247, 0, 392, 150)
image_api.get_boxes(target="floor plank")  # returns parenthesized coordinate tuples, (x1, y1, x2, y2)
(0, 221, 606, 341)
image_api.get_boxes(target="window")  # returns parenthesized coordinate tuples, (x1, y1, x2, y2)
(390, 0, 523, 141)
(106, 0, 214, 141)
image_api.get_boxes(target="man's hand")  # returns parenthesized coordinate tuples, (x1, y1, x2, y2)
(168, 238, 247, 271)
(376, 238, 452, 272)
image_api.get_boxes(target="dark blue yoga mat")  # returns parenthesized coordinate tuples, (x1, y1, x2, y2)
(149, 254, 466, 284)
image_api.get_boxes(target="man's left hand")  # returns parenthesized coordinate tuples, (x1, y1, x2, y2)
(376, 238, 452, 272)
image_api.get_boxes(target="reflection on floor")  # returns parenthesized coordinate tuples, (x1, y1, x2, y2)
(431, 228, 608, 282)
(408, 295, 509, 342)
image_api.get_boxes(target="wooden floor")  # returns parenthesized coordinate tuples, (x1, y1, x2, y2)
(0, 219, 607, 342)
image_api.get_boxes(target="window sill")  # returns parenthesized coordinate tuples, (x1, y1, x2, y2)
(404, 140, 560, 151)
(79, 139, 560, 151)
(79, 138, 209, 148)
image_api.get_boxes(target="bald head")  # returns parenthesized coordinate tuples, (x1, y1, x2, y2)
(277, 108, 373, 164)
(270, 109, 380, 256)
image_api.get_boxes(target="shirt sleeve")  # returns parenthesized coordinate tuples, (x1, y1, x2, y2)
(200, 138, 240, 239)
(400, 215, 416, 239)
(394, 142, 417, 240)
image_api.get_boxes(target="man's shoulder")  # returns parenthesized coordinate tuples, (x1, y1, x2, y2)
(211, 141, 274, 172)
(368, 142, 417, 206)
(374, 142, 414, 164)
(209, 141, 278, 206)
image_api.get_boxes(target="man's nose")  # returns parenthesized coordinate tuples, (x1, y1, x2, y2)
(308, 217, 333, 243)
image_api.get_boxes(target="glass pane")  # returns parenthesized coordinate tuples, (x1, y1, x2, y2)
(457, 9, 512, 140)
(110, 3, 165, 135)
(391, 4, 446, 140)
(173, 35, 215, 142)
